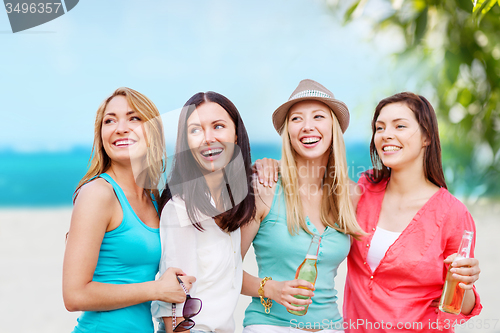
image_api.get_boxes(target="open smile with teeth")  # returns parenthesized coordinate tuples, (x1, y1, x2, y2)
(383, 145, 401, 152)
(301, 137, 321, 144)
(201, 148, 223, 157)
(114, 139, 136, 147)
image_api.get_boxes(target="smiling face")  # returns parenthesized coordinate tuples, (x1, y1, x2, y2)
(287, 100, 334, 163)
(101, 95, 148, 164)
(186, 102, 237, 172)
(374, 102, 429, 172)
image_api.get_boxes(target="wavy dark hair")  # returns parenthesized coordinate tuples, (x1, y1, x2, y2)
(366, 92, 447, 189)
(159, 92, 255, 232)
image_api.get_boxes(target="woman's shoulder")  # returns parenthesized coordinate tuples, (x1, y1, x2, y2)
(160, 195, 193, 227)
(252, 177, 277, 218)
(433, 189, 477, 243)
(75, 177, 116, 205)
(435, 188, 471, 215)
(356, 171, 388, 194)
(72, 176, 118, 226)
(161, 195, 186, 213)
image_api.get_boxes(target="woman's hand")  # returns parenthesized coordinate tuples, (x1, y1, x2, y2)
(155, 267, 196, 303)
(264, 279, 314, 312)
(444, 254, 480, 290)
(253, 158, 279, 187)
(177, 274, 196, 292)
(443, 254, 480, 315)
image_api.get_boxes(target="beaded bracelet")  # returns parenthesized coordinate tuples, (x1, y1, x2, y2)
(258, 277, 272, 314)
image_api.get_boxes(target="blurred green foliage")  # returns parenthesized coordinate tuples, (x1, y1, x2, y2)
(335, 0, 500, 198)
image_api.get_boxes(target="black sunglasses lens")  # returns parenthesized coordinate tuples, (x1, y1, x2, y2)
(174, 319, 195, 332)
(183, 298, 202, 318)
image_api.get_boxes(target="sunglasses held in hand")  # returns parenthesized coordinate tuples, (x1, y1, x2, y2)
(172, 276, 202, 332)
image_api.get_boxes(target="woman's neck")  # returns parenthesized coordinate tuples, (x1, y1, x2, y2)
(203, 169, 224, 207)
(106, 163, 145, 197)
(387, 163, 438, 198)
(295, 155, 328, 193)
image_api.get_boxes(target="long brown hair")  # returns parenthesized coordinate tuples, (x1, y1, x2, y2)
(74, 87, 166, 201)
(160, 92, 255, 232)
(367, 92, 447, 189)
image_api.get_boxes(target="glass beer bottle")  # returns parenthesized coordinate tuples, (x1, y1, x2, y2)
(439, 230, 474, 314)
(288, 235, 321, 316)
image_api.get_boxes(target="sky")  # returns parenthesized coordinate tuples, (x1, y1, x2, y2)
(0, 0, 409, 152)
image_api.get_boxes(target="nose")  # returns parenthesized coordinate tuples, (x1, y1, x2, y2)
(203, 128, 216, 144)
(302, 116, 315, 132)
(115, 119, 130, 134)
(381, 127, 394, 140)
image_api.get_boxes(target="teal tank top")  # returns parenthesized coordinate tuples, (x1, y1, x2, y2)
(72, 173, 161, 333)
(243, 180, 350, 329)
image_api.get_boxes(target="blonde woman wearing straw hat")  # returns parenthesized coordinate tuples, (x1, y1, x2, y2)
(241, 79, 365, 332)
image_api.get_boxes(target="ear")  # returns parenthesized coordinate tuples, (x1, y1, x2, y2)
(235, 134, 237, 145)
(423, 136, 431, 147)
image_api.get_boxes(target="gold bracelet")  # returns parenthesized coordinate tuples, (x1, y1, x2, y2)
(258, 277, 272, 314)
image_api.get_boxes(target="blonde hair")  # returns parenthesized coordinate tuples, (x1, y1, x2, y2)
(280, 110, 365, 239)
(74, 87, 166, 201)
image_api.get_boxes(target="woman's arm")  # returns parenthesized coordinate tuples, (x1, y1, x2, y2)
(240, 181, 314, 312)
(163, 316, 188, 333)
(63, 180, 188, 312)
(441, 209, 481, 316)
(241, 270, 314, 312)
(253, 158, 279, 187)
(241, 220, 313, 311)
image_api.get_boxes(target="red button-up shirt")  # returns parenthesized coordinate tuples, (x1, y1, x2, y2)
(343, 174, 482, 332)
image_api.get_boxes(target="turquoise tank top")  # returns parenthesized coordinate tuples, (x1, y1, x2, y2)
(243, 180, 350, 329)
(72, 173, 161, 333)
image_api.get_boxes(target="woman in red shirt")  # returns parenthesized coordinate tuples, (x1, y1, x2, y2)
(343, 92, 481, 332)
(255, 92, 482, 332)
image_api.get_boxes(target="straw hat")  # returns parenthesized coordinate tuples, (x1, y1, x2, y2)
(272, 79, 350, 134)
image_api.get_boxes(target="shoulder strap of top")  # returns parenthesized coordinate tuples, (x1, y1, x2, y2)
(150, 193, 159, 216)
(267, 178, 284, 216)
(99, 173, 134, 213)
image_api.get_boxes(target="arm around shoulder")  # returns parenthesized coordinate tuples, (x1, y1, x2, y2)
(241, 179, 276, 258)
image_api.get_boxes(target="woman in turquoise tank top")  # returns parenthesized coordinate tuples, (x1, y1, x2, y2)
(241, 80, 365, 333)
(63, 87, 196, 333)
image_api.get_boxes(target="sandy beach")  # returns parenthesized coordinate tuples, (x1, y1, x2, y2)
(0, 201, 498, 333)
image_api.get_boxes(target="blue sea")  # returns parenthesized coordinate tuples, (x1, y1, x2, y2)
(0, 142, 371, 207)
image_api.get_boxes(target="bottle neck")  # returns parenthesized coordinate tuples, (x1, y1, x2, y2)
(456, 231, 473, 259)
(306, 235, 321, 259)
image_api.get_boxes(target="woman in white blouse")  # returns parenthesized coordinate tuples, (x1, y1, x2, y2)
(151, 91, 256, 333)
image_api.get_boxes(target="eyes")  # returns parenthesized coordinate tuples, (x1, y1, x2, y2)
(103, 115, 141, 125)
(290, 114, 326, 122)
(189, 123, 225, 134)
(376, 124, 406, 131)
